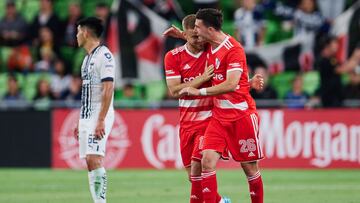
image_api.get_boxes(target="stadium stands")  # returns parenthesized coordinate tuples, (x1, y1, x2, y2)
(0, 0, 359, 108)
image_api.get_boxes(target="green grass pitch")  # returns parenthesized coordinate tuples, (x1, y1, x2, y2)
(0, 169, 359, 203)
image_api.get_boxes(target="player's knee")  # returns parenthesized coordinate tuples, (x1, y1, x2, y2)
(86, 156, 103, 171)
(190, 161, 202, 176)
(241, 161, 259, 177)
(201, 155, 216, 171)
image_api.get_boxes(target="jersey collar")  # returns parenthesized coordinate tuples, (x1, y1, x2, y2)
(211, 35, 230, 54)
(184, 44, 203, 58)
(89, 45, 102, 55)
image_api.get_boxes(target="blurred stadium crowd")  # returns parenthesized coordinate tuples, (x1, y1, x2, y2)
(0, 0, 359, 109)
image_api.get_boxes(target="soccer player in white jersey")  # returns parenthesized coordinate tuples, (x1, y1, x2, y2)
(74, 17, 115, 203)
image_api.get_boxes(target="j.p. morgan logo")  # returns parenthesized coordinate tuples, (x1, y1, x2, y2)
(58, 110, 130, 169)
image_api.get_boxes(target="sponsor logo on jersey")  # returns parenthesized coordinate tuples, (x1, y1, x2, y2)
(215, 58, 220, 69)
(190, 195, 199, 199)
(248, 152, 255, 157)
(183, 73, 202, 82)
(104, 53, 112, 59)
(202, 187, 211, 193)
(183, 64, 191, 70)
(213, 73, 224, 81)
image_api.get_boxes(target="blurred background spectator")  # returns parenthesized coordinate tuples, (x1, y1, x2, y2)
(293, 0, 325, 37)
(33, 78, 54, 100)
(33, 78, 54, 110)
(50, 59, 71, 100)
(250, 66, 278, 100)
(316, 35, 360, 107)
(234, 0, 265, 49)
(34, 26, 59, 72)
(60, 74, 82, 101)
(30, 0, 61, 46)
(95, 2, 111, 41)
(284, 74, 309, 108)
(7, 45, 32, 73)
(122, 83, 141, 101)
(2, 74, 25, 101)
(62, 2, 83, 47)
(0, 0, 28, 46)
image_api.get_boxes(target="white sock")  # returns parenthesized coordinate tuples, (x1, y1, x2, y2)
(89, 167, 107, 203)
(88, 172, 97, 201)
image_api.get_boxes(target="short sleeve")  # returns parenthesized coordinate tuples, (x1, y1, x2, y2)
(100, 51, 115, 82)
(226, 47, 246, 73)
(164, 51, 181, 80)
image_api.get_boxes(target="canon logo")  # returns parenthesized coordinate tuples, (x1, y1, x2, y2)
(141, 114, 183, 169)
(259, 110, 360, 168)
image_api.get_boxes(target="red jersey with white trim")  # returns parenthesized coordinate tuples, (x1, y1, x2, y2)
(164, 45, 213, 129)
(206, 35, 257, 121)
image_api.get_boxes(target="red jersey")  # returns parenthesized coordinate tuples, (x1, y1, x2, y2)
(164, 45, 213, 129)
(206, 35, 257, 121)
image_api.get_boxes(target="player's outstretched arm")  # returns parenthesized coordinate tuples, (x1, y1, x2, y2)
(250, 74, 264, 90)
(179, 70, 241, 96)
(167, 64, 214, 98)
(95, 81, 113, 140)
(163, 25, 186, 40)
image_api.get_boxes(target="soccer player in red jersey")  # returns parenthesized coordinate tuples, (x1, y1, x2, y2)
(164, 14, 229, 203)
(164, 14, 263, 203)
(179, 9, 264, 203)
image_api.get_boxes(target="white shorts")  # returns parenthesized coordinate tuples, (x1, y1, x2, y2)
(78, 112, 114, 159)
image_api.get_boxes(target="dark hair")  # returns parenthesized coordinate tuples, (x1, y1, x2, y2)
(182, 14, 196, 30)
(318, 35, 336, 51)
(195, 8, 223, 30)
(8, 74, 17, 82)
(96, 2, 108, 8)
(77, 17, 104, 38)
(124, 83, 134, 89)
(6, 0, 15, 7)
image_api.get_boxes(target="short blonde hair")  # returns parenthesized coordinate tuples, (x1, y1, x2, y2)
(182, 14, 196, 31)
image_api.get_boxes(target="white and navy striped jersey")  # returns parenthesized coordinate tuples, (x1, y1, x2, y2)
(80, 45, 115, 119)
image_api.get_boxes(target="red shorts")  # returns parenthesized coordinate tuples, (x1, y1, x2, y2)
(180, 126, 229, 167)
(179, 127, 204, 167)
(203, 113, 264, 162)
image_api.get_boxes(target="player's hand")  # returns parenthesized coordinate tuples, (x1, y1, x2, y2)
(162, 25, 184, 39)
(201, 61, 215, 81)
(74, 124, 79, 140)
(94, 120, 105, 140)
(250, 74, 264, 90)
(179, 87, 200, 96)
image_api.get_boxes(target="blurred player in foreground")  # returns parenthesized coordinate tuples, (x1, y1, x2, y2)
(163, 14, 264, 203)
(74, 17, 115, 203)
